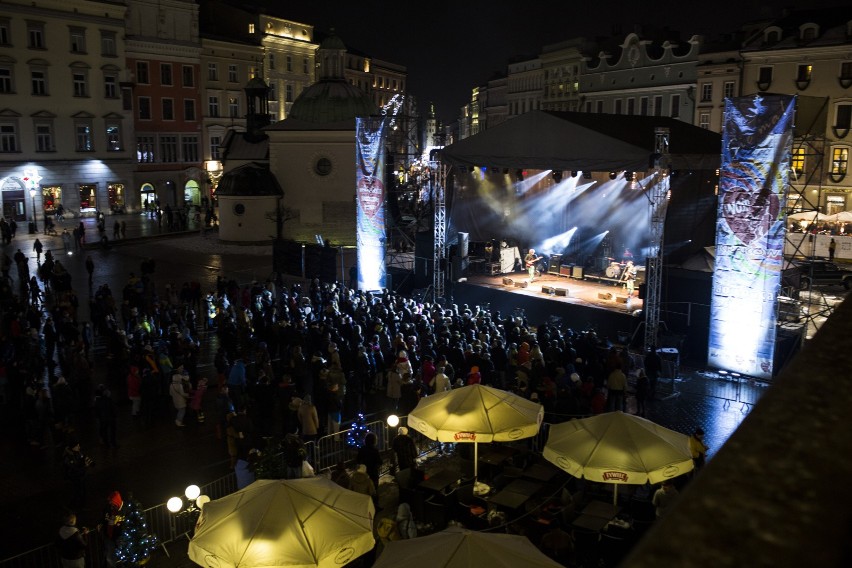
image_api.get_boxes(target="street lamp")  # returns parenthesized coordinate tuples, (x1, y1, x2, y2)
(167, 484, 209, 540)
(29, 188, 37, 232)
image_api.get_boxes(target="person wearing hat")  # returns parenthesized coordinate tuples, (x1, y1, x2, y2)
(349, 464, 376, 498)
(467, 366, 481, 385)
(391, 426, 418, 473)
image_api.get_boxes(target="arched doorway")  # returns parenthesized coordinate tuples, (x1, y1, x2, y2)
(184, 180, 201, 208)
(140, 182, 156, 215)
(1, 177, 26, 221)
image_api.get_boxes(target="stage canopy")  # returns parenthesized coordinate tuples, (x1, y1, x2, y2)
(441, 110, 721, 173)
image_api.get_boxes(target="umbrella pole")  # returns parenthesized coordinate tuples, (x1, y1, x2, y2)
(474, 442, 478, 480)
(613, 485, 618, 505)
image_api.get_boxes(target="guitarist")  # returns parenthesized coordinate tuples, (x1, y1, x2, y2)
(525, 248, 542, 282)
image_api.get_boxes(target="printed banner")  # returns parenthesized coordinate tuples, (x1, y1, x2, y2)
(708, 94, 795, 379)
(355, 117, 387, 290)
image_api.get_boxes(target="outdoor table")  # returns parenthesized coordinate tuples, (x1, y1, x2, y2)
(572, 513, 611, 532)
(522, 462, 560, 482)
(502, 478, 542, 497)
(488, 488, 531, 510)
(582, 500, 620, 519)
(478, 445, 519, 466)
(419, 469, 460, 493)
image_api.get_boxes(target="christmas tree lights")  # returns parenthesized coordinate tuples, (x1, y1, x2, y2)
(114, 498, 158, 566)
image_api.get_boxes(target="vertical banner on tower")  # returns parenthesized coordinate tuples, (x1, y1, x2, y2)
(355, 117, 387, 291)
(708, 94, 795, 379)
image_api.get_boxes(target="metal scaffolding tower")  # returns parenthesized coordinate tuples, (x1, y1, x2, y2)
(432, 162, 446, 301)
(645, 127, 671, 350)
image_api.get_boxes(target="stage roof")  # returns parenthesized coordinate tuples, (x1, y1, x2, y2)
(441, 111, 721, 172)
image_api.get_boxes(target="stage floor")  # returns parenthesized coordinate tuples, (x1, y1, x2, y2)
(464, 271, 643, 314)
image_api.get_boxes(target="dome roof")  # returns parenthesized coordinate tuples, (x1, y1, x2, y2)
(319, 33, 347, 51)
(217, 162, 282, 197)
(288, 79, 377, 124)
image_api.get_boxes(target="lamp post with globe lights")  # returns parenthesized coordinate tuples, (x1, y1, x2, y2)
(29, 188, 37, 233)
(167, 484, 210, 541)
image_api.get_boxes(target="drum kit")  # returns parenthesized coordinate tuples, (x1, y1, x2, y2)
(605, 258, 637, 280)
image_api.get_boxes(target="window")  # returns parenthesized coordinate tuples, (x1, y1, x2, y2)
(303, 57, 309, 74)
(286, 56, 292, 72)
(268, 54, 275, 70)
(70, 27, 86, 53)
(285, 84, 293, 102)
(208, 63, 218, 81)
(136, 61, 149, 84)
(162, 98, 174, 120)
(27, 21, 45, 49)
(106, 124, 121, 151)
(758, 66, 773, 86)
(0, 19, 10, 46)
(160, 135, 178, 162)
(104, 74, 117, 98)
(182, 65, 194, 87)
(831, 147, 848, 176)
(842, 62, 852, 80)
(699, 112, 710, 130)
(671, 94, 681, 118)
(138, 96, 151, 119)
(0, 67, 13, 93)
(248, 23, 255, 34)
(791, 147, 805, 177)
(627, 98, 635, 115)
(228, 96, 239, 118)
(137, 135, 155, 162)
(121, 87, 132, 111)
(108, 183, 124, 209)
(42, 186, 61, 213)
(595, 100, 603, 113)
(78, 184, 96, 211)
(34, 121, 53, 151)
(834, 104, 851, 129)
(653, 95, 663, 117)
(0, 122, 17, 152)
(160, 63, 172, 86)
(724, 81, 735, 100)
(640, 97, 649, 115)
(614, 99, 622, 115)
(100, 31, 116, 56)
(31, 70, 47, 95)
(183, 99, 196, 121)
(181, 135, 198, 162)
(75, 121, 93, 151)
(228, 64, 238, 83)
(268, 81, 276, 101)
(208, 96, 219, 117)
(797, 64, 812, 83)
(72, 71, 88, 97)
(209, 135, 221, 160)
(700, 83, 713, 102)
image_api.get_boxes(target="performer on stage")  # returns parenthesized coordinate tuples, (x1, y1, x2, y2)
(622, 248, 634, 262)
(623, 260, 637, 297)
(525, 248, 541, 282)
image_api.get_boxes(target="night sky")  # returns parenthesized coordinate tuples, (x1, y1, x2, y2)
(255, 0, 848, 123)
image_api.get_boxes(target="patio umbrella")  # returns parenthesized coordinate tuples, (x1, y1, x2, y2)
(543, 411, 693, 504)
(823, 210, 852, 223)
(188, 477, 375, 568)
(371, 527, 563, 568)
(786, 210, 823, 222)
(406, 384, 543, 479)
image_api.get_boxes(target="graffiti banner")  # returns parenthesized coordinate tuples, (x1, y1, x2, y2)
(708, 94, 795, 379)
(355, 117, 387, 290)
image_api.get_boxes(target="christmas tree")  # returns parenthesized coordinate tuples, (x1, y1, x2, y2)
(346, 412, 369, 448)
(114, 497, 158, 566)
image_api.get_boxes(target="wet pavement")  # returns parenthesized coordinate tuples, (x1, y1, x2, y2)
(0, 216, 762, 565)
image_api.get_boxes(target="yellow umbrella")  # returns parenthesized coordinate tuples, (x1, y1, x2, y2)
(543, 411, 693, 503)
(188, 478, 375, 568)
(406, 384, 544, 479)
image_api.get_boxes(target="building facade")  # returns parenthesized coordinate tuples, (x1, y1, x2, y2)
(0, 0, 133, 223)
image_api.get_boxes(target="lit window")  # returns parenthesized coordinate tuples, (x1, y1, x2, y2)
(699, 112, 710, 130)
(797, 64, 812, 82)
(831, 147, 848, 176)
(248, 23, 255, 34)
(106, 124, 121, 151)
(228, 97, 239, 118)
(137, 135, 155, 162)
(791, 147, 805, 176)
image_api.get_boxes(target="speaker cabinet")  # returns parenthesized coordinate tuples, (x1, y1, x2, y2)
(616, 295, 629, 304)
(542, 285, 556, 295)
(559, 265, 572, 276)
(503, 277, 514, 286)
(555, 287, 569, 297)
(572, 265, 584, 279)
(514, 281, 528, 288)
(598, 292, 614, 300)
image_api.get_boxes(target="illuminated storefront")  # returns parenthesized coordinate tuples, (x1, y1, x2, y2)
(42, 185, 62, 215)
(108, 183, 125, 212)
(79, 184, 98, 212)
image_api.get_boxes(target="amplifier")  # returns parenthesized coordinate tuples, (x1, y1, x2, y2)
(503, 277, 514, 286)
(572, 265, 584, 279)
(555, 287, 569, 297)
(559, 265, 572, 276)
(514, 281, 528, 288)
(598, 292, 613, 300)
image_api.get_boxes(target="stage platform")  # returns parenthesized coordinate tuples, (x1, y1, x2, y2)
(450, 271, 644, 343)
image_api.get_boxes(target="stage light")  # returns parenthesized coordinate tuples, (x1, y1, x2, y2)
(552, 170, 563, 183)
(609, 172, 617, 180)
(625, 171, 635, 181)
(583, 171, 592, 180)
(516, 169, 524, 181)
(571, 171, 580, 178)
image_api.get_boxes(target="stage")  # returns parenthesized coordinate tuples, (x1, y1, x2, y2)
(450, 270, 646, 344)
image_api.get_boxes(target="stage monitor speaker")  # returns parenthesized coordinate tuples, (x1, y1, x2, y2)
(542, 285, 556, 295)
(598, 292, 614, 300)
(555, 287, 569, 297)
(458, 232, 469, 259)
(616, 295, 629, 304)
(514, 281, 528, 288)
(572, 265, 584, 279)
(503, 277, 514, 286)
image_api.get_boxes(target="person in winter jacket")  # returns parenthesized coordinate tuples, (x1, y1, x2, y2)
(169, 372, 190, 426)
(189, 378, 208, 423)
(56, 511, 88, 568)
(349, 464, 376, 498)
(126, 366, 142, 417)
